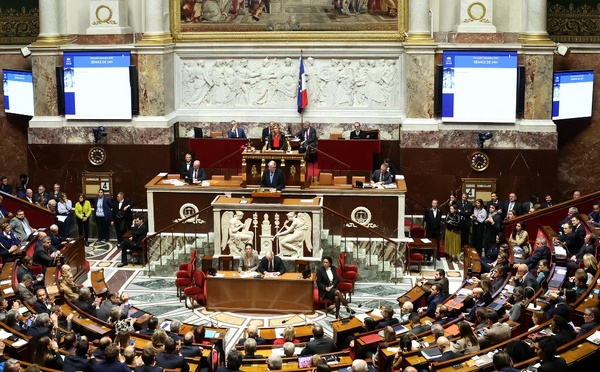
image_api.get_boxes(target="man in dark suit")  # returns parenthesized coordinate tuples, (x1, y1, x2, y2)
(33, 236, 58, 271)
(74, 288, 102, 318)
(64, 338, 96, 372)
(139, 316, 159, 335)
(180, 332, 202, 357)
(27, 312, 54, 344)
(570, 214, 586, 246)
(518, 238, 550, 271)
(375, 306, 399, 329)
(486, 192, 504, 216)
(301, 325, 335, 355)
(180, 153, 193, 179)
(17, 256, 44, 288)
(370, 164, 393, 185)
(567, 234, 596, 272)
(350, 122, 365, 139)
(260, 160, 285, 191)
(407, 313, 431, 335)
(97, 292, 127, 322)
(32, 185, 49, 206)
(535, 336, 567, 372)
(504, 192, 522, 218)
(296, 121, 317, 150)
(156, 338, 190, 372)
(32, 288, 52, 314)
(47, 224, 67, 250)
(0, 195, 12, 219)
(237, 324, 266, 345)
(227, 120, 247, 139)
(261, 121, 274, 148)
(424, 199, 442, 259)
(94, 189, 113, 243)
(119, 215, 148, 267)
(242, 338, 265, 359)
(92, 343, 130, 372)
(216, 350, 243, 372)
(457, 193, 473, 247)
(554, 222, 582, 258)
(513, 264, 539, 291)
(541, 194, 554, 209)
(418, 284, 446, 319)
(111, 192, 133, 247)
(0, 176, 12, 195)
(135, 347, 162, 372)
(431, 337, 462, 363)
(257, 250, 286, 275)
(185, 160, 206, 185)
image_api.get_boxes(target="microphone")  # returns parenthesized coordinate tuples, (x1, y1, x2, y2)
(281, 315, 294, 324)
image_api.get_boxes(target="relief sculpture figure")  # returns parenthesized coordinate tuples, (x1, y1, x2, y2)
(275, 212, 312, 257)
(221, 211, 254, 255)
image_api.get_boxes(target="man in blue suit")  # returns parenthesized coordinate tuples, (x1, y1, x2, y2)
(418, 284, 446, 319)
(94, 189, 113, 243)
(227, 120, 247, 139)
(260, 161, 285, 191)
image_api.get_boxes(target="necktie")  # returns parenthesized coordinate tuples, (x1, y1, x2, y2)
(305, 130, 308, 141)
(235, 129, 238, 138)
(194, 170, 197, 180)
(270, 172, 274, 183)
(379, 173, 382, 182)
(269, 260, 273, 272)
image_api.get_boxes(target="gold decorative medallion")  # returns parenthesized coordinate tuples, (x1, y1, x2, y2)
(469, 151, 489, 172)
(93, 5, 116, 25)
(467, 2, 486, 21)
(88, 147, 107, 165)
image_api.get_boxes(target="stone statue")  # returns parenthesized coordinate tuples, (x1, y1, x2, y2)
(275, 212, 312, 257)
(221, 211, 254, 256)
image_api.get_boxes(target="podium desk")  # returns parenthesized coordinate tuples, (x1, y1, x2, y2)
(205, 271, 315, 314)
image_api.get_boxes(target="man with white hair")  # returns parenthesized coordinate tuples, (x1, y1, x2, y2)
(267, 354, 282, 370)
(260, 160, 285, 191)
(351, 359, 368, 372)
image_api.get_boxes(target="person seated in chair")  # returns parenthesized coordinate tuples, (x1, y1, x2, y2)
(119, 215, 148, 267)
(242, 338, 264, 359)
(375, 306, 399, 329)
(370, 163, 393, 186)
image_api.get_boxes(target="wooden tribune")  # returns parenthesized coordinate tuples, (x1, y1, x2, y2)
(205, 271, 315, 314)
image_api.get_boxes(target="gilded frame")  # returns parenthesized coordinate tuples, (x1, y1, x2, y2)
(170, 0, 407, 42)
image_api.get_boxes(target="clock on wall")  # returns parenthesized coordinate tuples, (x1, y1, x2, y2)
(469, 151, 489, 172)
(88, 147, 107, 166)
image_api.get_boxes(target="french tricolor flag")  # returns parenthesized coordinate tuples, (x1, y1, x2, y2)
(297, 56, 308, 114)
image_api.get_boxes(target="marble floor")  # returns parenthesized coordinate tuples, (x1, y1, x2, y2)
(83, 242, 464, 352)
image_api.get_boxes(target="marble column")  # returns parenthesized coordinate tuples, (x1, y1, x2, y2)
(402, 45, 437, 130)
(35, 0, 62, 45)
(520, 0, 552, 44)
(57, 0, 69, 43)
(140, 0, 172, 44)
(406, 0, 433, 43)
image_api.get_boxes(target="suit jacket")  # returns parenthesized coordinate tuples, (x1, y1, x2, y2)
(112, 198, 133, 224)
(422, 277, 450, 295)
(296, 127, 317, 149)
(486, 200, 505, 215)
(180, 344, 202, 357)
(257, 256, 286, 275)
(127, 222, 148, 248)
(503, 200, 522, 217)
(434, 350, 462, 362)
(48, 232, 65, 250)
(370, 170, 393, 184)
(33, 244, 55, 268)
(97, 299, 126, 322)
(33, 192, 49, 205)
(261, 127, 272, 146)
(0, 203, 10, 218)
(409, 324, 431, 335)
(558, 231, 584, 256)
(92, 360, 131, 372)
(350, 130, 365, 139)
(316, 266, 339, 299)
(93, 196, 113, 221)
(424, 293, 446, 318)
(260, 168, 285, 191)
(135, 366, 163, 372)
(9, 216, 33, 241)
(33, 300, 51, 314)
(64, 354, 95, 372)
(522, 245, 550, 271)
(457, 201, 473, 227)
(155, 353, 190, 372)
(0, 231, 19, 260)
(477, 322, 511, 348)
(238, 253, 260, 272)
(227, 127, 247, 138)
(300, 337, 336, 355)
(27, 324, 52, 342)
(186, 167, 206, 184)
(74, 299, 99, 318)
(17, 282, 36, 305)
(376, 317, 399, 329)
(424, 208, 442, 235)
(537, 356, 568, 372)
(577, 321, 600, 337)
(180, 161, 193, 177)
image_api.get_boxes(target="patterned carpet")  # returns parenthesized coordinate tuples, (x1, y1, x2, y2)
(82, 241, 464, 353)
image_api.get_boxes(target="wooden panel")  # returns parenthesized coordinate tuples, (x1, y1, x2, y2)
(205, 271, 314, 314)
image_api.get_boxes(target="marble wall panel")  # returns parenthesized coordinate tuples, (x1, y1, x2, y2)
(401, 130, 557, 150)
(28, 126, 173, 145)
(404, 52, 434, 119)
(138, 53, 167, 116)
(31, 53, 60, 117)
(523, 52, 553, 120)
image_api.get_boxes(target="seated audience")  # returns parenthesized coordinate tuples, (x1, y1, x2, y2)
(549, 316, 575, 347)
(492, 352, 521, 372)
(376, 305, 399, 328)
(407, 312, 431, 335)
(451, 321, 480, 354)
(155, 337, 190, 372)
(534, 336, 567, 372)
(216, 349, 243, 372)
(433, 304, 453, 325)
(135, 346, 161, 372)
(32, 336, 63, 370)
(512, 264, 539, 292)
(508, 222, 530, 258)
(399, 301, 413, 321)
(567, 234, 596, 272)
(504, 286, 524, 322)
(238, 323, 266, 345)
(64, 338, 95, 372)
(139, 317, 159, 335)
(301, 325, 335, 355)
(0, 222, 20, 262)
(431, 336, 462, 362)
(267, 354, 283, 370)
(476, 309, 511, 348)
(575, 307, 600, 337)
(418, 284, 446, 319)
(92, 343, 130, 372)
(516, 237, 550, 271)
(180, 332, 202, 357)
(242, 338, 264, 359)
(370, 164, 393, 185)
(505, 339, 536, 364)
(273, 325, 299, 345)
(416, 269, 449, 295)
(536, 259, 551, 290)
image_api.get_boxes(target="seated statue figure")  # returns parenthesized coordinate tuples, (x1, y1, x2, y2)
(221, 211, 254, 256)
(275, 212, 312, 257)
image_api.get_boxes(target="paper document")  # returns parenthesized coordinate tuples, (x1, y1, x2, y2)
(420, 238, 432, 243)
(404, 238, 414, 243)
(12, 339, 27, 347)
(0, 330, 12, 339)
(0, 280, 10, 285)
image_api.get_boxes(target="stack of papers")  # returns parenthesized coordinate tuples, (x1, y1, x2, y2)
(587, 330, 600, 345)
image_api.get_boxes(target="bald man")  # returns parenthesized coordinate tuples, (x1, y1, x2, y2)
(185, 160, 205, 184)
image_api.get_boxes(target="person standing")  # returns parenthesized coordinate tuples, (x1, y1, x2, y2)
(471, 199, 487, 256)
(94, 189, 112, 243)
(444, 205, 461, 262)
(180, 153, 193, 179)
(483, 204, 503, 252)
(457, 193, 472, 249)
(349, 122, 365, 139)
(112, 192, 133, 247)
(260, 160, 285, 191)
(424, 199, 442, 261)
(57, 193, 73, 238)
(74, 194, 91, 246)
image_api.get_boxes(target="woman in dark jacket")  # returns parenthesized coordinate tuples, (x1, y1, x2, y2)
(316, 256, 354, 319)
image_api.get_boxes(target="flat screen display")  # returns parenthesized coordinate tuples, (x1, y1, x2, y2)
(552, 70, 594, 120)
(441, 50, 518, 123)
(2, 69, 34, 116)
(63, 51, 132, 120)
